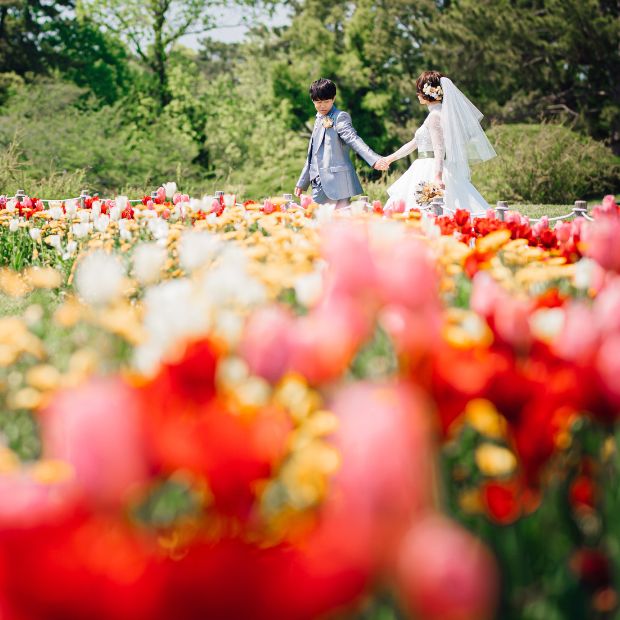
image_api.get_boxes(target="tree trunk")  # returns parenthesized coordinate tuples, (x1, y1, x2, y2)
(151, 1, 171, 108)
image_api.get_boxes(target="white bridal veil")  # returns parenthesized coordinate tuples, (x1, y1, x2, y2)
(440, 77, 496, 176)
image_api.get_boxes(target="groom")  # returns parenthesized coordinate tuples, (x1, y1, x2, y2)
(294, 78, 387, 208)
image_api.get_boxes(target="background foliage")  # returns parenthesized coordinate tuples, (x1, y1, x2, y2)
(0, 0, 618, 201)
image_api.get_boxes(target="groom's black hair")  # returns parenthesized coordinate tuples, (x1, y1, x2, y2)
(309, 78, 336, 101)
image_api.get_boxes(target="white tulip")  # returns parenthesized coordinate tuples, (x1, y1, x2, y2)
(48, 206, 63, 220)
(75, 250, 125, 306)
(78, 210, 90, 224)
(574, 258, 597, 290)
(9, 219, 18, 232)
(71, 223, 89, 238)
(109, 206, 121, 221)
(132, 243, 167, 285)
(178, 230, 221, 272)
(65, 200, 78, 216)
(163, 182, 177, 199)
(6, 199, 16, 213)
(147, 218, 169, 241)
(29, 228, 41, 241)
(94, 214, 110, 233)
(45, 235, 61, 250)
(115, 196, 128, 210)
(294, 270, 324, 307)
(223, 193, 235, 207)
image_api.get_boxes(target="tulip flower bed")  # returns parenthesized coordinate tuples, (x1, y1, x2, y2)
(1, 187, 620, 620)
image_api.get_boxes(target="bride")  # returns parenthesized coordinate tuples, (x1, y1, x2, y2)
(377, 71, 496, 213)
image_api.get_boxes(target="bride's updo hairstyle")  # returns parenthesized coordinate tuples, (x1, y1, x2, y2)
(416, 70, 444, 102)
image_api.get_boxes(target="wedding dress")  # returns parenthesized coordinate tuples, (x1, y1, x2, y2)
(386, 78, 496, 213)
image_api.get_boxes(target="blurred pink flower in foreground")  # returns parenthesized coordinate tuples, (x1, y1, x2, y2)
(397, 514, 498, 620)
(42, 378, 150, 508)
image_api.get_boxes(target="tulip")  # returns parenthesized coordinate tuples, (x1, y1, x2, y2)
(42, 378, 150, 508)
(396, 514, 498, 620)
(241, 306, 294, 382)
(327, 382, 435, 570)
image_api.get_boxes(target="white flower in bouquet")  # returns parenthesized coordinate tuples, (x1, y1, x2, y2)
(132, 242, 167, 285)
(72, 223, 89, 238)
(6, 199, 16, 213)
(94, 214, 110, 233)
(115, 196, 128, 211)
(294, 269, 324, 307)
(91, 200, 101, 218)
(65, 199, 78, 217)
(163, 182, 177, 199)
(75, 250, 125, 306)
(9, 219, 18, 232)
(179, 230, 222, 272)
(45, 235, 61, 250)
(415, 181, 444, 206)
(29, 228, 42, 241)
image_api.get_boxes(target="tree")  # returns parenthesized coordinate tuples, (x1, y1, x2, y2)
(0, 0, 75, 75)
(78, 0, 279, 108)
(427, 0, 620, 152)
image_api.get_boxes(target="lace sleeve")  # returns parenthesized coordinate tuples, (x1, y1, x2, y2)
(388, 136, 417, 163)
(428, 112, 445, 178)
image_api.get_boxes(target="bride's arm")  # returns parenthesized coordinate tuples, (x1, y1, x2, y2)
(385, 137, 417, 164)
(428, 112, 445, 183)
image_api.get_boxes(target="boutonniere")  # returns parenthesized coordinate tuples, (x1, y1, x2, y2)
(322, 116, 334, 129)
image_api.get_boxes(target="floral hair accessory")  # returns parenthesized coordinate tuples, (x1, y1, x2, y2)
(422, 82, 444, 101)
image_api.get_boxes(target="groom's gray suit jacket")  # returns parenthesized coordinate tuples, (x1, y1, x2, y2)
(296, 106, 380, 201)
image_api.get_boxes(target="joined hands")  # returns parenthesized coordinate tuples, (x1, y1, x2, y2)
(374, 157, 391, 171)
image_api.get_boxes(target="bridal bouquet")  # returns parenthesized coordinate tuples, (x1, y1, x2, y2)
(414, 181, 444, 206)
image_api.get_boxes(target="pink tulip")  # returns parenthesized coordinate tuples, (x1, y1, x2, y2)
(156, 186, 166, 204)
(289, 298, 371, 384)
(327, 382, 434, 570)
(396, 514, 498, 620)
(552, 303, 599, 363)
(161, 208, 171, 219)
(594, 278, 620, 335)
(582, 216, 620, 272)
(597, 334, 620, 403)
(241, 306, 295, 383)
(374, 237, 438, 310)
(393, 199, 406, 213)
(321, 222, 377, 299)
(301, 195, 313, 209)
(42, 378, 150, 508)
(470, 272, 503, 318)
(380, 304, 441, 361)
(262, 200, 275, 214)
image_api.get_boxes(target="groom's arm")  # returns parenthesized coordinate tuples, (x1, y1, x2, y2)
(296, 160, 311, 191)
(334, 112, 380, 167)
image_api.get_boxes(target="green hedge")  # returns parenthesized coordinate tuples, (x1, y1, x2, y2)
(472, 123, 620, 204)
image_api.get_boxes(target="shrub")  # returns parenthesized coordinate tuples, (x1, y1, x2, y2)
(473, 123, 620, 204)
